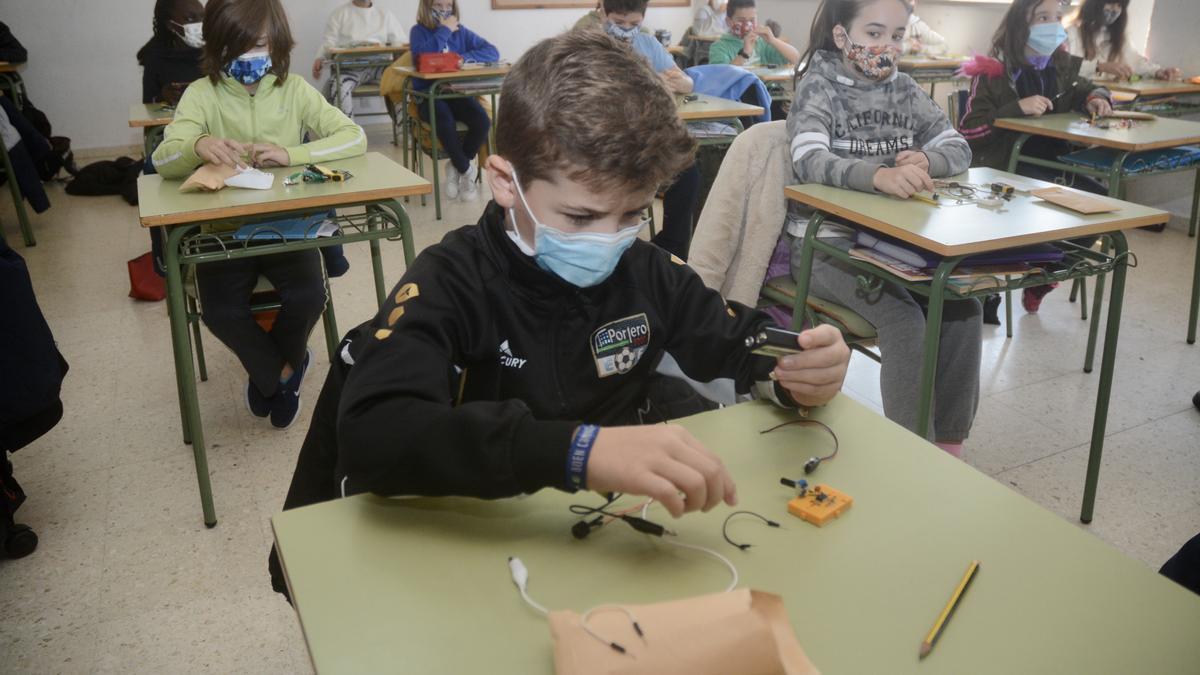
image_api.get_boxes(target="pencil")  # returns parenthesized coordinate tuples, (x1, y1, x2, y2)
(919, 560, 980, 659)
(910, 192, 939, 206)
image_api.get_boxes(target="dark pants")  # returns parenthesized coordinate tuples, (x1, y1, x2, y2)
(197, 249, 326, 397)
(417, 97, 490, 174)
(653, 162, 702, 260)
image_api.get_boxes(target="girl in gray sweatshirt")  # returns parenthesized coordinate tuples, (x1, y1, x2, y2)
(785, 0, 980, 454)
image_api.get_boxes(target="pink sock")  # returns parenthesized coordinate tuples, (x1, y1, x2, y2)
(934, 442, 963, 458)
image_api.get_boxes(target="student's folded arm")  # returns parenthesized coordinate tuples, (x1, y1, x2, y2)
(656, 256, 797, 408)
(459, 28, 500, 63)
(409, 25, 451, 55)
(958, 77, 1022, 138)
(766, 39, 800, 66)
(151, 86, 209, 179)
(336, 258, 578, 499)
(913, 91, 972, 176)
(788, 85, 878, 193)
(284, 82, 367, 165)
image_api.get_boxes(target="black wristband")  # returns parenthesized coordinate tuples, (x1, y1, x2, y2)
(738, 49, 751, 59)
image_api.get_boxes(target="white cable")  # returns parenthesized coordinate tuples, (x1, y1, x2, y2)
(508, 557, 548, 615)
(640, 500, 739, 592)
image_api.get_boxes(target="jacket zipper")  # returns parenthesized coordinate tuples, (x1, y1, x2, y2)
(547, 302, 570, 416)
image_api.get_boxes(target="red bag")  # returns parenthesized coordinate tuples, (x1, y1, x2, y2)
(127, 252, 165, 302)
(418, 52, 462, 73)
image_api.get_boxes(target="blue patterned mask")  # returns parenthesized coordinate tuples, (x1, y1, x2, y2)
(225, 50, 272, 85)
(605, 21, 640, 43)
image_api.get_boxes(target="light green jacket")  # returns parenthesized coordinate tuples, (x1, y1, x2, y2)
(708, 32, 786, 67)
(152, 73, 366, 179)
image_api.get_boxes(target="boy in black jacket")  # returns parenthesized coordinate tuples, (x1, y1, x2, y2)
(269, 30, 849, 597)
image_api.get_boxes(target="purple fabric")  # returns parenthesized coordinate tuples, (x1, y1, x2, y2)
(760, 234, 797, 327)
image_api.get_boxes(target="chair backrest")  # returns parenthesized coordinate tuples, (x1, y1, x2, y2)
(947, 89, 969, 129)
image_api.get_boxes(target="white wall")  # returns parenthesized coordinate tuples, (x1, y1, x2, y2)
(4, 0, 694, 152)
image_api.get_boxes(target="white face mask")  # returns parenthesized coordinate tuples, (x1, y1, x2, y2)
(172, 21, 204, 49)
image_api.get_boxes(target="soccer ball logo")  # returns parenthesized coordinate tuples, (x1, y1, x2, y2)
(613, 347, 638, 374)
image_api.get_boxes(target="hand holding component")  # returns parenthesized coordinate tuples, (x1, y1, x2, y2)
(586, 425, 737, 518)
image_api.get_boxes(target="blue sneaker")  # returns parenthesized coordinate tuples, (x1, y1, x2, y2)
(271, 350, 311, 429)
(245, 380, 272, 418)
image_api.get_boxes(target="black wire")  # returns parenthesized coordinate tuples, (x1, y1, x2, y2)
(722, 510, 780, 551)
(759, 418, 839, 464)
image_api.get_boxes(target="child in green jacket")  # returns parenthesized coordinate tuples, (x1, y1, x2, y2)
(152, 0, 366, 429)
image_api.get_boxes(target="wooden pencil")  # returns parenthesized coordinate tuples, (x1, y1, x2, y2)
(919, 560, 980, 659)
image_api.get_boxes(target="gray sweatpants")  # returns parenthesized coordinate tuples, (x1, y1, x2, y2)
(789, 235, 982, 442)
(325, 65, 384, 117)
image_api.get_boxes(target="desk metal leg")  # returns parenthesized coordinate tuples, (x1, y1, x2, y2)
(333, 59, 343, 112)
(1189, 167, 1199, 238)
(428, 89, 443, 221)
(1084, 153, 1128, 373)
(165, 226, 217, 528)
(0, 140, 34, 247)
(788, 214, 824, 332)
(1189, 209, 1200, 345)
(366, 204, 388, 306)
(915, 258, 962, 440)
(1006, 134, 1030, 174)
(1080, 231, 1129, 523)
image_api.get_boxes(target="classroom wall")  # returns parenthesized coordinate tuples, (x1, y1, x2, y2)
(4, 0, 694, 153)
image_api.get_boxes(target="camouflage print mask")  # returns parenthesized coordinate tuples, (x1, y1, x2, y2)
(834, 26, 899, 81)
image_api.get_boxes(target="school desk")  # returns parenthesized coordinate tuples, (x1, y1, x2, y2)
(391, 64, 509, 221)
(995, 112, 1200, 344)
(676, 93, 765, 151)
(786, 166, 1167, 523)
(128, 103, 175, 159)
(272, 396, 1200, 675)
(327, 44, 409, 115)
(137, 152, 430, 527)
(745, 65, 795, 104)
(898, 56, 969, 96)
(1102, 78, 1200, 118)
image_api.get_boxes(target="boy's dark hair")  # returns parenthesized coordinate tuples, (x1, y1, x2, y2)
(496, 31, 696, 194)
(136, 0, 203, 65)
(602, 0, 649, 15)
(726, 0, 756, 19)
(1076, 0, 1128, 62)
(990, 0, 1066, 70)
(765, 19, 783, 39)
(797, 0, 911, 78)
(201, 0, 294, 86)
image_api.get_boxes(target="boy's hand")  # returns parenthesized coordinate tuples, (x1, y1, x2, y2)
(160, 82, 187, 107)
(249, 143, 290, 168)
(873, 164, 933, 198)
(1086, 96, 1112, 117)
(312, 57, 323, 79)
(1018, 95, 1052, 116)
(743, 31, 758, 52)
(586, 425, 737, 518)
(908, 39, 922, 54)
(195, 136, 248, 168)
(895, 150, 930, 172)
(771, 325, 850, 407)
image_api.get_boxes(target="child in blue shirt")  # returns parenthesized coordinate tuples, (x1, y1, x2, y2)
(409, 0, 499, 202)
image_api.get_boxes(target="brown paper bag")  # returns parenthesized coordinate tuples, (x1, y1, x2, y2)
(179, 163, 238, 193)
(1030, 186, 1121, 214)
(548, 589, 819, 675)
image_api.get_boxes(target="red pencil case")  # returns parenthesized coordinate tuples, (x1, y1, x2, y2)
(418, 52, 462, 73)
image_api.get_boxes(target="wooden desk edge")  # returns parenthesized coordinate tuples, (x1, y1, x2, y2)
(328, 45, 409, 56)
(390, 66, 510, 79)
(128, 118, 173, 128)
(994, 118, 1200, 152)
(784, 187, 1168, 257)
(1105, 82, 1200, 96)
(138, 184, 433, 228)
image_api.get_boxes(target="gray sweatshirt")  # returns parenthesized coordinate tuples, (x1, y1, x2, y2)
(786, 50, 972, 239)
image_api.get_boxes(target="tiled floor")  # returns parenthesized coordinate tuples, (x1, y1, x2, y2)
(2, 124, 1198, 672)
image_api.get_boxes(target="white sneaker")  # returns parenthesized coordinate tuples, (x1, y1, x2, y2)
(459, 160, 480, 200)
(443, 162, 460, 200)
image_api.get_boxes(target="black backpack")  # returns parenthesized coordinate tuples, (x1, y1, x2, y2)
(64, 156, 142, 205)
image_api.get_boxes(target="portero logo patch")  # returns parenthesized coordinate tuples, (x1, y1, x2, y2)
(591, 313, 650, 378)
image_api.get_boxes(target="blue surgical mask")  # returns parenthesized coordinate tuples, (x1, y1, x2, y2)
(509, 170, 644, 288)
(224, 49, 272, 85)
(1027, 23, 1068, 57)
(605, 21, 640, 43)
